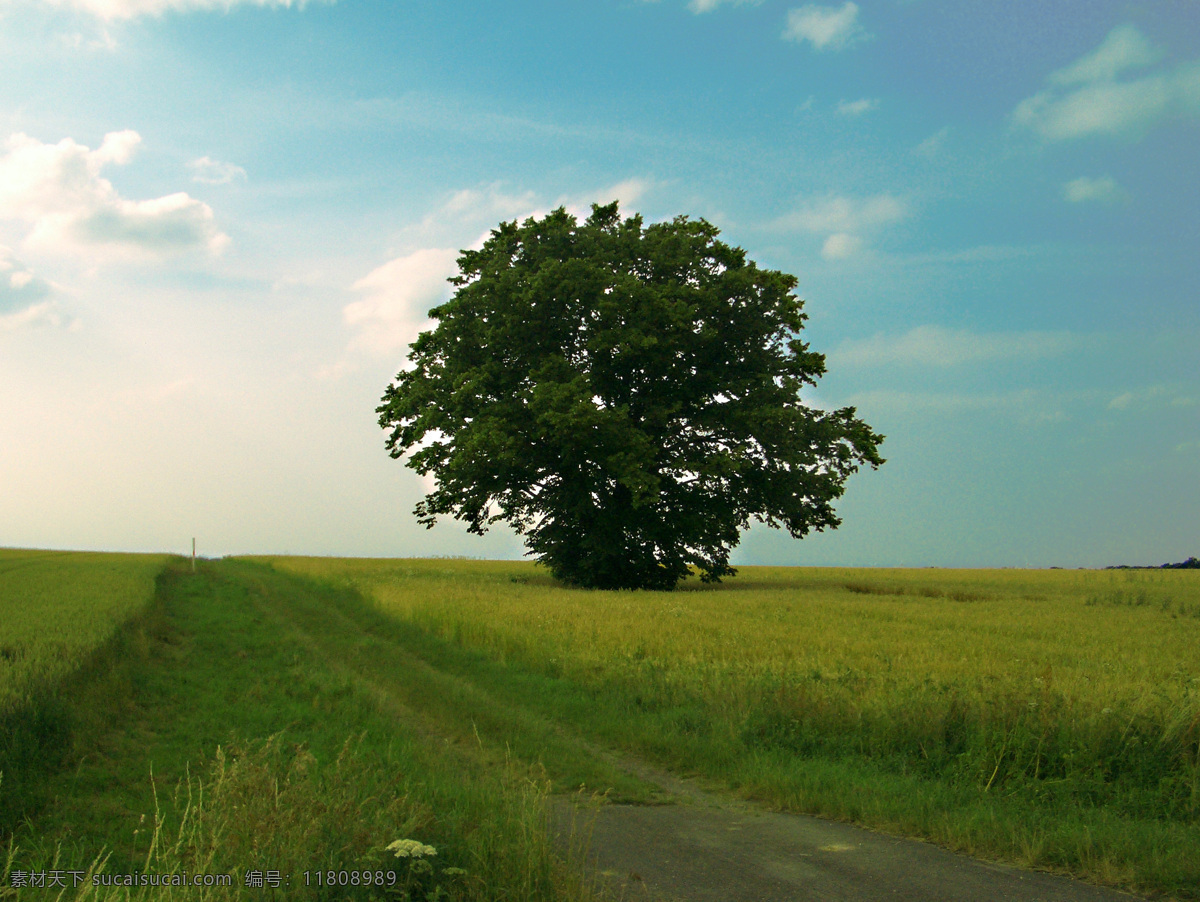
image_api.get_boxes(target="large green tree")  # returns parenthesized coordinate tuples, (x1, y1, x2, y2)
(378, 203, 883, 590)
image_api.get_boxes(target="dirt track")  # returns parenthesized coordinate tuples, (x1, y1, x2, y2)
(552, 762, 1146, 902)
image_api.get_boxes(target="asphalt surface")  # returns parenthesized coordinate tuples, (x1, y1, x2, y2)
(551, 765, 1147, 902)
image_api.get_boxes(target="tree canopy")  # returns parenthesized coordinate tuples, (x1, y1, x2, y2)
(378, 203, 884, 590)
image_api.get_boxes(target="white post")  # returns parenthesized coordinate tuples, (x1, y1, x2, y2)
(192, 537, 196, 572)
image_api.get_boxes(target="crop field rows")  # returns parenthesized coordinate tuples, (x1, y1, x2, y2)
(2, 550, 1198, 899)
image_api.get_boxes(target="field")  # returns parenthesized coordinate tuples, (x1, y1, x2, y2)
(2, 550, 1198, 900)
(0, 549, 168, 717)
(1, 553, 594, 901)
(264, 557, 1200, 896)
(0, 548, 169, 829)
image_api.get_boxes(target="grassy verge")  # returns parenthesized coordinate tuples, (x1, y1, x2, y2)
(259, 556, 1200, 900)
(4, 560, 599, 901)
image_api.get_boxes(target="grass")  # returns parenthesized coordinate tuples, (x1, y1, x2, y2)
(259, 556, 1200, 899)
(6, 549, 1197, 898)
(0, 548, 169, 832)
(0, 548, 168, 718)
(3, 555, 600, 901)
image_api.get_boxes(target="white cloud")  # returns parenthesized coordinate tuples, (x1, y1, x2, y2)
(344, 247, 459, 356)
(1062, 175, 1125, 204)
(821, 233, 860, 260)
(0, 246, 51, 305)
(189, 156, 247, 185)
(0, 247, 66, 331)
(1013, 25, 1200, 141)
(898, 244, 1037, 266)
(0, 300, 63, 332)
(783, 2, 866, 51)
(774, 192, 906, 259)
(410, 178, 656, 251)
(1106, 385, 1194, 411)
(441, 178, 652, 225)
(843, 388, 1061, 417)
(1048, 24, 1163, 87)
(28, 0, 324, 21)
(832, 325, 1079, 368)
(408, 183, 543, 250)
(347, 179, 658, 358)
(776, 193, 906, 233)
(914, 126, 950, 157)
(56, 27, 118, 50)
(441, 184, 541, 222)
(687, 0, 759, 12)
(1014, 79, 1173, 141)
(836, 97, 877, 117)
(582, 177, 651, 210)
(0, 130, 228, 259)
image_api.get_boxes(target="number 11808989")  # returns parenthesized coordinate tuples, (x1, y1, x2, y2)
(303, 870, 398, 888)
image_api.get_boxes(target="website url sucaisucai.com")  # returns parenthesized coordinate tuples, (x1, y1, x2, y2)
(6, 870, 235, 889)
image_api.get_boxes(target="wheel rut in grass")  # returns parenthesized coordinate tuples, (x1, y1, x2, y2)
(241, 562, 1150, 902)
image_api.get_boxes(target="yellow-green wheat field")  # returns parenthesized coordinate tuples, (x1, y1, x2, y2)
(265, 556, 1200, 821)
(267, 558, 1200, 721)
(0, 548, 168, 716)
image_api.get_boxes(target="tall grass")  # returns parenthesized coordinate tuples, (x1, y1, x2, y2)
(0, 549, 169, 831)
(0, 549, 168, 716)
(263, 557, 1200, 895)
(3, 735, 577, 901)
(4, 559, 601, 902)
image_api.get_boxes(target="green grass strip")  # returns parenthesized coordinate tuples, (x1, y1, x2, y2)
(5, 560, 597, 901)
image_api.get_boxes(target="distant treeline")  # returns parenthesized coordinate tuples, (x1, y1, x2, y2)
(1106, 556, 1200, 570)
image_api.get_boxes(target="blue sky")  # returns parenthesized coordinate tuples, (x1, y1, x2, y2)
(1, 0, 1196, 567)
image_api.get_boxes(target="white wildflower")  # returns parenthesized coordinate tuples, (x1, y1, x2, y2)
(386, 839, 437, 859)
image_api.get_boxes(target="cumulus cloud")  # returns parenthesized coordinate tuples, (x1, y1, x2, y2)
(774, 193, 906, 259)
(28, 0, 323, 21)
(783, 2, 866, 51)
(344, 247, 459, 356)
(1013, 24, 1200, 141)
(836, 97, 878, 116)
(832, 325, 1079, 368)
(188, 156, 247, 185)
(0, 130, 228, 259)
(1062, 175, 1125, 204)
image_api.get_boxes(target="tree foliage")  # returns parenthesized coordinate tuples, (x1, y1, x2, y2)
(378, 203, 883, 590)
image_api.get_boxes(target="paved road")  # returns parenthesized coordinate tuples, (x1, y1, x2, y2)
(552, 765, 1145, 902)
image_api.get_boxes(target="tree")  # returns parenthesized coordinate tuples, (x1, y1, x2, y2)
(377, 203, 884, 590)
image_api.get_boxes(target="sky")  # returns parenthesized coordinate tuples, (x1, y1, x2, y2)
(1, 0, 1197, 568)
